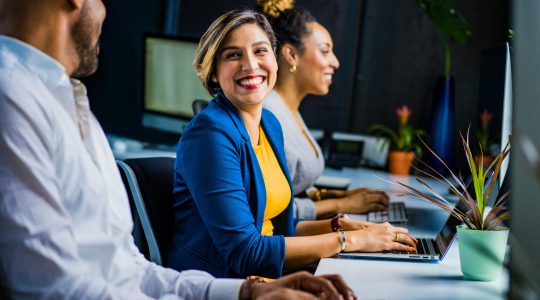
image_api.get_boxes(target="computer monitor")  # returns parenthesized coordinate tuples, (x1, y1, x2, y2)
(500, 43, 512, 186)
(477, 42, 512, 187)
(142, 34, 210, 134)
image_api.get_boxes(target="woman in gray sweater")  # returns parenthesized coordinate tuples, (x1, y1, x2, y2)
(260, 1, 390, 220)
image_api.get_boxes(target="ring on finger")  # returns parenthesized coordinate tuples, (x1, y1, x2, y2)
(395, 232, 400, 242)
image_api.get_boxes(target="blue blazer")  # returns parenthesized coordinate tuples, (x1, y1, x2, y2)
(167, 93, 295, 278)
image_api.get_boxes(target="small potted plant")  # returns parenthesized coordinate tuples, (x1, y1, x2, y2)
(394, 130, 510, 281)
(475, 109, 494, 167)
(368, 105, 426, 175)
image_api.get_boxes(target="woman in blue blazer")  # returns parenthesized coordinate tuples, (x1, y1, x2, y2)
(167, 9, 417, 279)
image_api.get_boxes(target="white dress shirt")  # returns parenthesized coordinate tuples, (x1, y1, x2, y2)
(0, 35, 242, 299)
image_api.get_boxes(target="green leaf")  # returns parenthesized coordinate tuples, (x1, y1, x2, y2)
(367, 124, 399, 149)
(417, 0, 472, 44)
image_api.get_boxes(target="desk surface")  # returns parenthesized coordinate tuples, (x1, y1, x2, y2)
(318, 167, 508, 299)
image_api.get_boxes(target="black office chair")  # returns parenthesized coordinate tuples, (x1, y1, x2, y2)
(117, 157, 175, 266)
(1, 281, 9, 300)
(192, 99, 209, 115)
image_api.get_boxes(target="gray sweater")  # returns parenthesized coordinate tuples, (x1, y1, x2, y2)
(264, 91, 325, 220)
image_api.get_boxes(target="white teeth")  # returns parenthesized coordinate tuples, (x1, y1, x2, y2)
(239, 77, 263, 86)
(324, 74, 333, 81)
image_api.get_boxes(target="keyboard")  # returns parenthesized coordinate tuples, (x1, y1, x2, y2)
(383, 238, 433, 255)
(367, 202, 408, 223)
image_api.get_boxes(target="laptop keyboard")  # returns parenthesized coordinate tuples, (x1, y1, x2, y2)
(368, 202, 408, 223)
(383, 238, 431, 255)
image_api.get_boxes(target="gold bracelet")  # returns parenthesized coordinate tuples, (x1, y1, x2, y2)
(313, 190, 321, 201)
(313, 188, 327, 201)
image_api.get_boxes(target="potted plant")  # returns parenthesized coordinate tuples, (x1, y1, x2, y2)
(416, 0, 472, 174)
(394, 130, 510, 281)
(368, 105, 426, 175)
(474, 109, 494, 167)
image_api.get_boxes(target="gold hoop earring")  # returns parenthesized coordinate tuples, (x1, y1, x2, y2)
(289, 65, 297, 74)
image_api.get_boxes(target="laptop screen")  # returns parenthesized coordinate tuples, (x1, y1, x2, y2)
(434, 210, 462, 256)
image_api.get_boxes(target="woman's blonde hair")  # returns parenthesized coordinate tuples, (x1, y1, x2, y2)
(194, 9, 277, 96)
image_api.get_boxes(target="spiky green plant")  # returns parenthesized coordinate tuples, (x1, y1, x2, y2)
(393, 129, 510, 230)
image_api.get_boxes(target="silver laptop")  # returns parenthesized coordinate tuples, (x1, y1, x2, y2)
(367, 202, 408, 223)
(339, 210, 461, 262)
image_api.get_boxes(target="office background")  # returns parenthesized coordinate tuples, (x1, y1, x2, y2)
(83, 0, 509, 170)
(78, 1, 540, 295)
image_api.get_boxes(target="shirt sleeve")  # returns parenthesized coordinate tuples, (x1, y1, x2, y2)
(140, 262, 242, 300)
(0, 89, 240, 299)
(177, 114, 286, 278)
(128, 239, 243, 299)
(293, 197, 317, 220)
(0, 90, 157, 298)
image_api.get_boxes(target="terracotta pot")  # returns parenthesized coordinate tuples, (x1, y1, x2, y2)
(388, 151, 415, 175)
(474, 155, 494, 168)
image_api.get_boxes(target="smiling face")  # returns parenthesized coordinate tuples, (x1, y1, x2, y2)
(215, 23, 278, 110)
(295, 22, 340, 95)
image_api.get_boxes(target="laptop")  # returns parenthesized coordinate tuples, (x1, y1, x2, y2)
(338, 209, 461, 262)
(367, 202, 408, 223)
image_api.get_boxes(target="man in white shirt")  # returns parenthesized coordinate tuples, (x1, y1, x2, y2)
(0, 0, 356, 299)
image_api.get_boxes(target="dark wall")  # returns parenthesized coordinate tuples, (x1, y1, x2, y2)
(295, 1, 364, 131)
(84, 0, 509, 154)
(336, 0, 508, 171)
(343, 0, 509, 135)
(83, 0, 170, 143)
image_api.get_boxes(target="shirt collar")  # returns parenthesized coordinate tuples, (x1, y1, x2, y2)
(0, 35, 71, 90)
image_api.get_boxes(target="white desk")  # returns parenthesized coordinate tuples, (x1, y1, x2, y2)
(317, 167, 508, 299)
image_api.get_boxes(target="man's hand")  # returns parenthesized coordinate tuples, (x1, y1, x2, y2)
(243, 271, 357, 300)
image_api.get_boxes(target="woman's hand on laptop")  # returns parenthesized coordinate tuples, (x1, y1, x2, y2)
(344, 222, 417, 252)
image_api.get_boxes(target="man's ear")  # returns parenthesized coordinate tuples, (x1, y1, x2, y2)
(280, 44, 299, 66)
(66, 0, 84, 10)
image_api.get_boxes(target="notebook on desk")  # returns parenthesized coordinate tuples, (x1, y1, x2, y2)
(339, 209, 461, 262)
(367, 202, 408, 223)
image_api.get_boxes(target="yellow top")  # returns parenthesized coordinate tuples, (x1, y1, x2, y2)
(253, 127, 291, 236)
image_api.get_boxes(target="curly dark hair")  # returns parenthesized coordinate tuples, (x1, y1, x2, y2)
(257, 2, 316, 53)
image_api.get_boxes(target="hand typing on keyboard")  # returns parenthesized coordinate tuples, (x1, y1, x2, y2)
(341, 222, 418, 253)
(367, 202, 408, 223)
(336, 187, 390, 214)
(383, 242, 419, 254)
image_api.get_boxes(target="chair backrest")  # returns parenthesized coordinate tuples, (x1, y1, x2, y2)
(117, 157, 175, 265)
(192, 99, 209, 115)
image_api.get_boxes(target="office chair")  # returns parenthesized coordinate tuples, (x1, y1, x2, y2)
(117, 157, 175, 266)
(192, 99, 209, 115)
